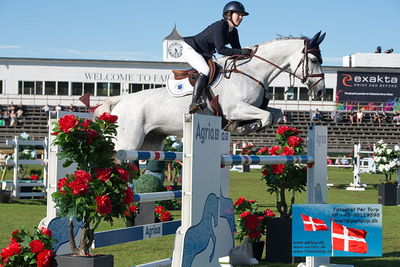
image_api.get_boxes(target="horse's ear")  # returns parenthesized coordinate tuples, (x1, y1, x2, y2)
(317, 32, 326, 45)
(309, 31, 321, 47)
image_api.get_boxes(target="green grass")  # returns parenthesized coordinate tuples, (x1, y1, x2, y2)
(1, 168, 399, 266)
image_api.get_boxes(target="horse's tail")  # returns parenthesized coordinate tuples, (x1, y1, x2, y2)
(92, 96, 122, 117)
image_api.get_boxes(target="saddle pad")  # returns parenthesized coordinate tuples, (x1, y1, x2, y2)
(166, 76, 194, 97)
(166, 72, 223, 98)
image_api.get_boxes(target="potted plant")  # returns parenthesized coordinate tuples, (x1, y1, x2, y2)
(50, 113, 138, 266)
(233, 197, 275, 261)
(0, 227, 56, 267)
(374, 140, 400, 206)
(259, 125, 307, 263)
(124, 203, 139, 227)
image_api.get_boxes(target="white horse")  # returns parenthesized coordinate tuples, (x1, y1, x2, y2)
(95, 32, 326, 151)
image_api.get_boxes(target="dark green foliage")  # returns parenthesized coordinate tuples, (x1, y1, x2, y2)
(134, 174, 163, 193)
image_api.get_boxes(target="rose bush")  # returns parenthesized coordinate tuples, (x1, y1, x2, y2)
(0, 227, 55, 267)
(233, 197, 275, 243)
(51, 113, 138, 256)
(154, 205, 173, 222)
(260, 126, 307, 218)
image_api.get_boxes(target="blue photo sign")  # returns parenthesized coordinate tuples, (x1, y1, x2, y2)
(292, 204, 382, 257)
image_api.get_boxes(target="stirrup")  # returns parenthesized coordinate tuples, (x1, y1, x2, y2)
(189, 102, 206, 114)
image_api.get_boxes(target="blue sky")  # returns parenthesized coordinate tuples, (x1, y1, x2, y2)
(0, 0, 399, 66)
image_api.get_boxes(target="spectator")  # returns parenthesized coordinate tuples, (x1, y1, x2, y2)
(341, 156, 350, 166)
(392, 112, 400, 125)
(9, 111, 17, 127)
(312, 108, 323, 121)
(67, 104, 76, 112)
(16, 103, 24, 118)
(283, 111, 292, 123)
(55, 104, 62, 112)
(7, 102, 15, 113)
(330, 110, 337, 122)
(349, 110, 357, 124)
(372, 110, 381, 123)
(356, 110, 364, 123)
(42, 104, 50, 116)
(380, 111, 388, 123)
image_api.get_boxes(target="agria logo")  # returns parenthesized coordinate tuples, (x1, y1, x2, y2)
(341, 74, 353, 87)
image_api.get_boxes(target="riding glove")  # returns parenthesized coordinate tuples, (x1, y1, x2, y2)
(240, 48, 253, 56)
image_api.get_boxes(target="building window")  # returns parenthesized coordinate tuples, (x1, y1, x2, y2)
(45, 81, 56, 95)
(154, 84, 164, 89)
(324, 88, 334, 101)
(0, 81, 2, 94)
(110, 83, 121, 96)
(84, 83, 95, 95)
(36, 81, 43, 95)
(23, 81, 35, 94)
(129, 83, 143, 93)
(143, 84, 151, 90)
(72, 82, 83, 95)
(299, 87, 309, 101)
(57, 81, 68, 95)
(286, 87, 298, 100)
(274, 87, 285, 100)
(97, 82, 108, 96)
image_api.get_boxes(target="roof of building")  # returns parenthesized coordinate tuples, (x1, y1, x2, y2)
(163, 25, 183, 41)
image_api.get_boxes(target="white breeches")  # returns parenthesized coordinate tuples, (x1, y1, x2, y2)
(182, 42, 210, 76)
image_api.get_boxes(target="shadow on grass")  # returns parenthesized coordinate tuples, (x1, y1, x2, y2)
(332, 252, 400, 266)
(8, 199, 46, 205)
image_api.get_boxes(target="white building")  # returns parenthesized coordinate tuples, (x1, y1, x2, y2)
(0, 27, 399, 112)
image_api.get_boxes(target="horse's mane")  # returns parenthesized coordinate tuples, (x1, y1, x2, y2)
(258, 35, 306, 47)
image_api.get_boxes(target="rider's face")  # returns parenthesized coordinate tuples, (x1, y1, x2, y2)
(231, 12, 244, 26)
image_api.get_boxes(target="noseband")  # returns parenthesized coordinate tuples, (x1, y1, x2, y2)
(223, 39, 325, 91)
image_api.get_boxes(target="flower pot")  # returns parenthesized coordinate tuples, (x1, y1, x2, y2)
(265, 217, 292, 263)
(52, 254, 113, 267)
(251, 240, 265, 261)
(0, 190, 11, 203)
(378, 182, 398, 206)
(125, 217, 135, 227)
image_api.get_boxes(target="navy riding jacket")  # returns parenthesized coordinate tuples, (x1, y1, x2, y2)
(184, 19, 242, 60)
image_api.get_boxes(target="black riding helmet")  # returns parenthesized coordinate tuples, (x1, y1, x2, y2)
(223, 1, 249, 17)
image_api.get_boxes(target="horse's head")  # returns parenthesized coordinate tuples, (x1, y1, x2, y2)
(288, 31, 326, 99)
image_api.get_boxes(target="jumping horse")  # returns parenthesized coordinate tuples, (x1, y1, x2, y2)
(94, 31, 326, 151)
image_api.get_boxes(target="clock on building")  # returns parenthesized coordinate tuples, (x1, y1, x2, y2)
(168, 42, 183, 58)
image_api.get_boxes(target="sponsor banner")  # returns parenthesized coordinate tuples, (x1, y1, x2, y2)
(336, 71, 400, 102)
(292, 204, 382, 257)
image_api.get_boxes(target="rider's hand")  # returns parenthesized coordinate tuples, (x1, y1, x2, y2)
(240, 48, 253, 56)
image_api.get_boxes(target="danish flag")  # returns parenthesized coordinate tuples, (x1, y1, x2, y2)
(301, 214, 328, 231)
(332, 222, 368, 254)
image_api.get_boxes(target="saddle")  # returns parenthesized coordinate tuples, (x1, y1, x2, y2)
(172, 60, 220, 87)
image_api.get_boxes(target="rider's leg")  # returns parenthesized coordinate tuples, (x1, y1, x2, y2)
(182, 42, 210, 113)
(189, 73, 208, 113)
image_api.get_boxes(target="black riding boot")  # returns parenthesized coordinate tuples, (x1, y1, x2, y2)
(189, 73, 208, 114)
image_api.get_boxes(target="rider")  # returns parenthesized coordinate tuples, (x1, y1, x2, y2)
(183, 1, 252, 114)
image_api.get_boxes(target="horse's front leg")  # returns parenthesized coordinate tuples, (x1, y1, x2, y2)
(227, 102, 282, 134)
(209, 231, 216, 262)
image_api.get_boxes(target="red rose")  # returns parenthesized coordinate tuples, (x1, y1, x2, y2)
(271, 164, 285, 175)
(10, 237, 17, 243)
(264, 209, 276, 217)
(239, 211, 250, 218)
(256, 147, 269, 155)
(234, 197, 246, 207)
(57, 177, 69, 194)
(288, 136, 303, 147)
(30, 174, 38, 180)
(74, 170, 92, 182)
(161, 211, 171, 222)
(275, 126, 289, 135)
(80, 119, 92, 128)
(51, 132, 59, 135)
(99, 112, 118, 123)
(1, 242, 21, 258)
(155, 205, 164, 215)
(11, 230, 19, 238)
(85, 129, 99, 143)
(261, 168, 268, 176)
(123, 188, 134, 204)
(95, 168, 112, 182)
(40, 227, 52, 237)
(114, 166, 129, 182)
(96, 195, 112, 215)
(128, 205, 137, 214)
(165, 186, 173, 191)
(269, 146, 282, 155)
(69, 179, 89, 195)
(37, 249, 54, 267)
(247, 231, 262, 240)
(29, 239, 45, 253)
(123, 211, 130, 217)
(244, 213, 259, 231)
(282, 146, 294, 156)
(58, 115, 78, 133)
(248, 199, 256, 203)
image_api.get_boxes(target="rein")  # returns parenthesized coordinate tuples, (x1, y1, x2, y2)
(222, 40, 325, 91)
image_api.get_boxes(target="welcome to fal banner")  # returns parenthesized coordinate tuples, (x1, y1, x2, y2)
(336, 71, 400, 102)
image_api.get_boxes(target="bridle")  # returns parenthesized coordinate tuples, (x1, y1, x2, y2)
(222, 39, 325, 91)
